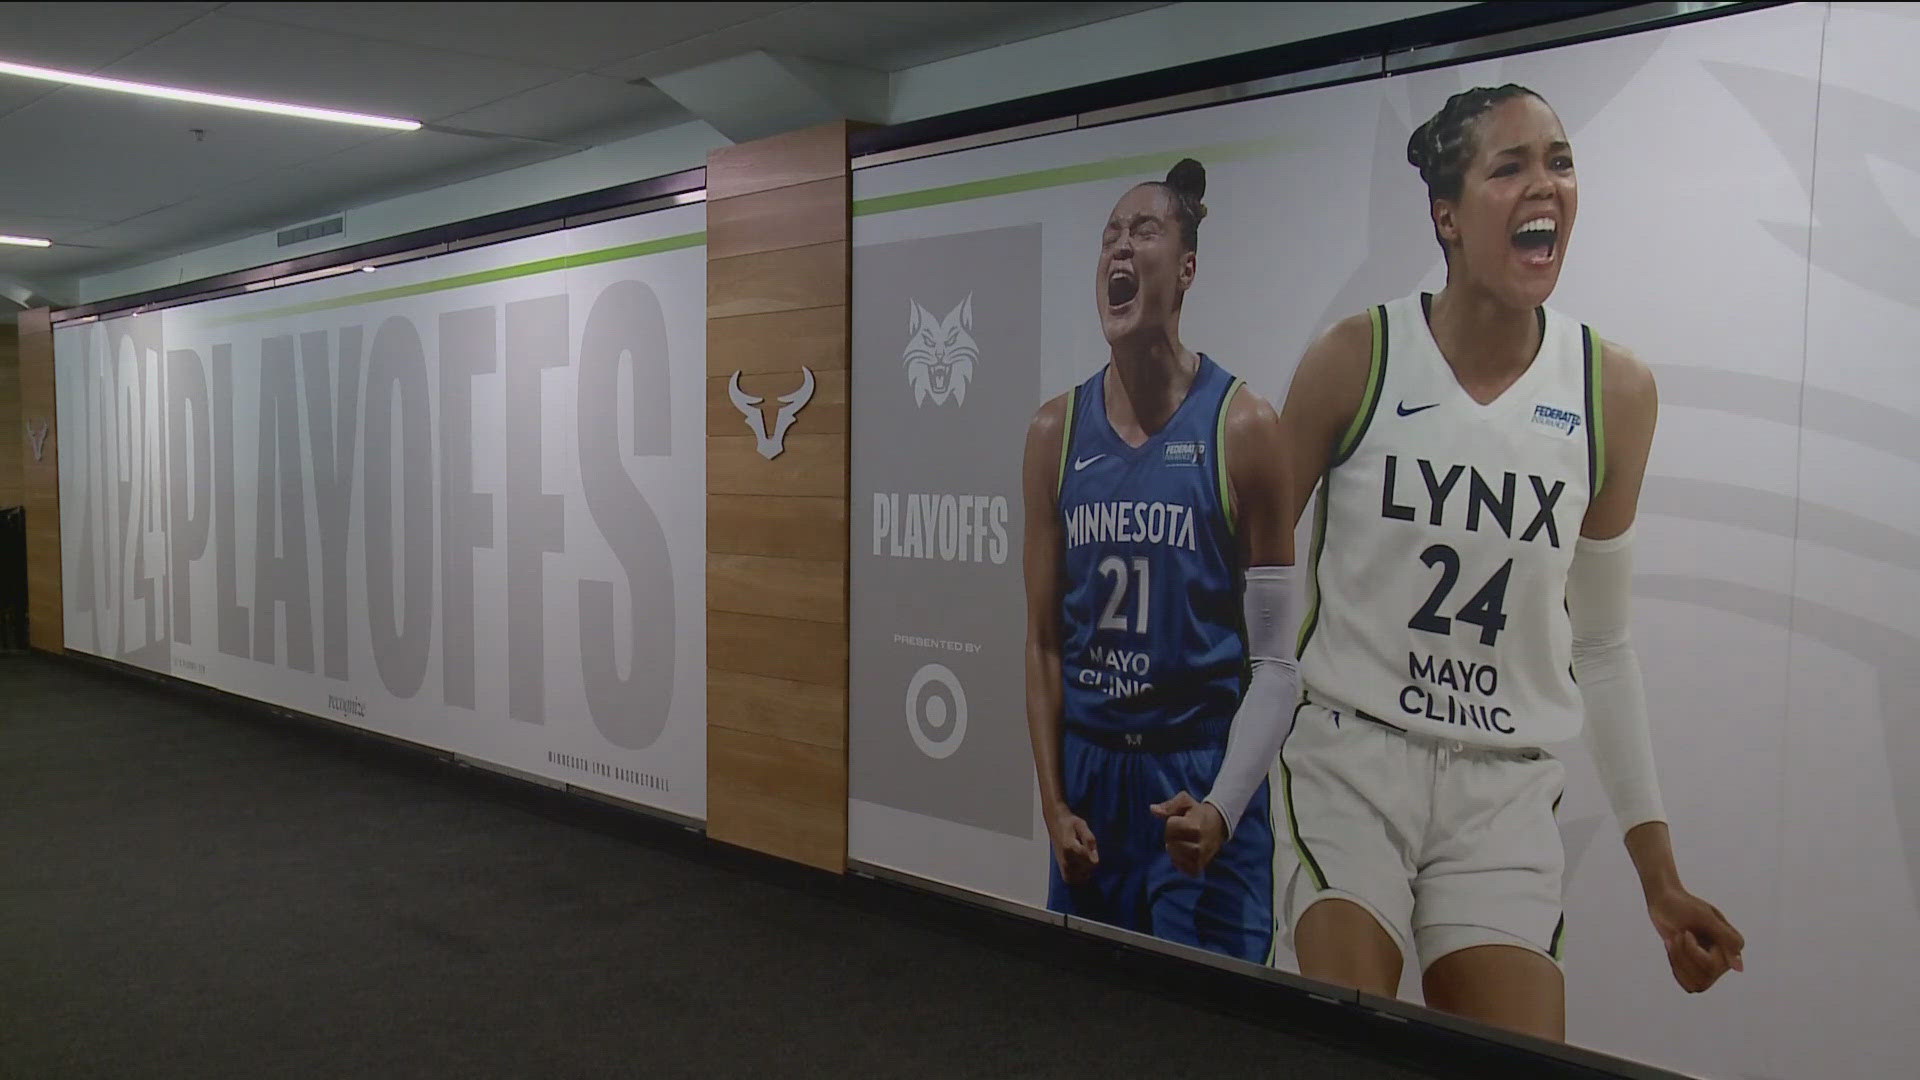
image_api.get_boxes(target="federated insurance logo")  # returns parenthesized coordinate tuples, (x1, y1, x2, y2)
(1162, 439, 1206, 467)
(902, 295, 978, 407)
(1531, 403, 1583, 436)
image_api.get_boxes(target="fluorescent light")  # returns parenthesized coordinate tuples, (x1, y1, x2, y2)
(0, 58, 421, 131)
(0, 234, 51, 247)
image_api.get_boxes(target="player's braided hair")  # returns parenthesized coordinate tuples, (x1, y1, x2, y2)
(1407, 84, 1544, 202)
(1147, 157, 1208, 251)
(1406, 85, 1545, 259)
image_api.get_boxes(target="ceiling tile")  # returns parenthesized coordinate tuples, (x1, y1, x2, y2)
(0, 86, 376, 220)
(0, 0, 1185, 287)
(232, 130, 570, 225)
(0, 82, 56, 122)
(59, 131, 571, 278)
(436, 73, 689, 144)
(234, 2, 800, 72)
(599, 1, 1168, 79)
(98, 10, 569, 122)
(0, 210, 116, 243)
(0, 3, 219, 70)
(0, 241, 113, 280)
(596, 8, 876, 81)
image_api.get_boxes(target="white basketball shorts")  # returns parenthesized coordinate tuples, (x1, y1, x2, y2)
(1278, 693, 1568, 969)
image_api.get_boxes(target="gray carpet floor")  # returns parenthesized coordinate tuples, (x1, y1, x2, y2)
(0, 652, 1465, 1079)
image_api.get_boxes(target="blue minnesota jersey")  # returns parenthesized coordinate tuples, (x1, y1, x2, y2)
(1057, 354, 1246, 736)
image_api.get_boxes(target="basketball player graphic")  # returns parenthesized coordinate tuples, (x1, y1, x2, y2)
(1276, 86, 1745, 1037)
(1022, 159, 1301, 961)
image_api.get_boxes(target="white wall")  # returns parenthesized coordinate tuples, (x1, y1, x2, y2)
(886, 1, 1465, 122)
(77, 120, 729, 303)
(77, 2, 1467, 306)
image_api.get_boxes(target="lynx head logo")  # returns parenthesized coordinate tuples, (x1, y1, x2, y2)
(903, 295, 977, 407)
(727, 368, 815, 460)
(25, 419, 49, 463)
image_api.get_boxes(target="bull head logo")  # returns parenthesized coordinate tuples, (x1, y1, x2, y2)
(25, 419, 49, 463)
(727, 367, 815, 460)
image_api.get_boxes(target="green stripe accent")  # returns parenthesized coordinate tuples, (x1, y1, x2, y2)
(853, 137, 1290, 218)
(1279, 717, 1328, 892)
(1550, 915, 1567, 960)
(210, 230, 706, 326)
(1055, 385, 1078, 497)
(1215, 377, 1243, 534)
(1331, 305, 1386, 464)
(1295, 476, 1331, 655)
(1259, 793, 1281, 968)
(1586, 328, 1607, 495)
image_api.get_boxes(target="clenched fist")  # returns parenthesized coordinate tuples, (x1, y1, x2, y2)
(1151, 791, 1228, 877)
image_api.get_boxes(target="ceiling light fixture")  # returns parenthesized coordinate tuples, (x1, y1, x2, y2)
(0, 58, 421, 131)
(0, 234, 52, 247)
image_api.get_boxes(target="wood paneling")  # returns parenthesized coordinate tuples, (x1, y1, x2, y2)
(709, 726, 845, 807)
(706, 774, 846, 873)
(706, 123, 850, 871)
(0, 331, 20, 509)
(706, 123, 849, 201)
(16, 309, 58, 652)
(707, 242, 848, 319)
(706, 176, 848, 260)
(708, 670, 846, 749)
(709, 610, 846, 687)
(708, 305, 847, 377)
(707, 367, 846, 437)
(708, 495, 845, 561)
(708, 433, 845, 498)
(708, 552, 844, 624)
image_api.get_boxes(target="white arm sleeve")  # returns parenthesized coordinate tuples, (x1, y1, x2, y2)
(1203, 565, 1302, 838)
(1567, 528, 1667, 834)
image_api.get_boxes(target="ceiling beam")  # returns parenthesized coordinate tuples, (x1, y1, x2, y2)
(645, 50, 887, 143)
(0, 275, 75, 311)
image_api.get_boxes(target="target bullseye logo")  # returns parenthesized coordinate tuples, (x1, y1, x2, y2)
(905, 662, 968, 759)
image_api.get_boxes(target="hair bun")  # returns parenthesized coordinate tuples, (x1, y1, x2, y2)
(1405, 119, 1433, 175)
(1165, 157, 1206, 203)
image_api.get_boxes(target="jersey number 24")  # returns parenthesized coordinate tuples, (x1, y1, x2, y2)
(1410, 544, 1512, 647)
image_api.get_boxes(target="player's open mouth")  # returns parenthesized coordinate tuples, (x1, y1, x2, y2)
(1107, 269, 1139, 309)
(1512, 216, 1557, 267)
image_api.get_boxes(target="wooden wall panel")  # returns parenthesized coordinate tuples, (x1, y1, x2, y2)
(708, 553, 844, 624)
(707, 495, 845, 562)
(708, 671, 845, 749)
(706, 124, 850, 201)
(16, 308, 59, 652)
(0, 330, 20, 509)
(707, 242, 847, 319)
(706, 176, 848, 260)
(706, 773, 845, 872)
(709, 726, 845, 806)
(708, 610, 847, 688)
(708, 433, 845, 498)
(708, 306, 848, 377)
(706, 122, 852, 873)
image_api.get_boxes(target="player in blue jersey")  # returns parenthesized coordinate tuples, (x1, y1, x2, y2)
(1021, 159, 1302, 961)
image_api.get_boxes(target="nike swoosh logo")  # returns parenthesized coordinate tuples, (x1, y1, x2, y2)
(1073, 454, 1106, 471)
(1396, 402, 1440, 417)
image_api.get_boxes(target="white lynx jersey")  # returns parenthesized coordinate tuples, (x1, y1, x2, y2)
(1298, 293, 1604, 749)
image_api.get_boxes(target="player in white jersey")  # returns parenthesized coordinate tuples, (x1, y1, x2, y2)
(1275, 85, 1744, 1039)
